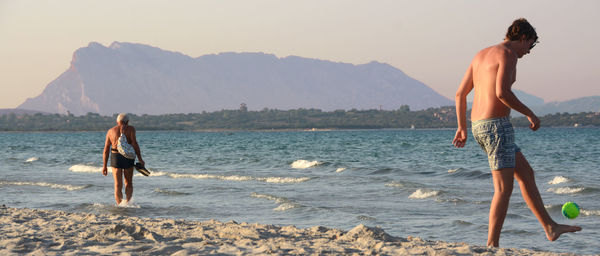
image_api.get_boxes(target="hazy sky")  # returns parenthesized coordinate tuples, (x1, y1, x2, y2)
(1, 0, 599, 109)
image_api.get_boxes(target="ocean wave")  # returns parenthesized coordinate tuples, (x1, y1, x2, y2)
(581, 209, 600, 217)
(385, 180, 423, 189)
(385, 181, 406, 188)
(290, 160, 321, 169)
(446, 168, 488, 179)
(251, 192, 302, 211)
(451, 220, 473, 226)
(546, 186, 585, 194)
(437, 197, 468, 204)
(69, 164, 103, 173)
(335, 167, 347, 173)
(25, 157, 39, 163)
(369, 168, 395, 175)
(117, 199, 141, 208)
(155, 171, 310, 184)
(357, 215, 376, 221)
(544, 204, 560, 210)
(259, 177, 310, 183)
(251, 192, 287, 203)
(274, 203, 301, 211)
(548, 176, 570, 185)
(153, 188, 191, 196)
(0, 180, 88, 191)
(409, 189, 439, 199)
(447, 168, 460, 173)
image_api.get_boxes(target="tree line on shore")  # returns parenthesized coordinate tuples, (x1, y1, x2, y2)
(1, 106, 599, 131)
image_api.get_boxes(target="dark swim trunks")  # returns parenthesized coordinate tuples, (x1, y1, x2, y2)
(472, 117, 521, 171)
(110, 149, 135, 169)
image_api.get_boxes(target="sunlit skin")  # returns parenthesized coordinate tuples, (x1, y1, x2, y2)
(452, 36, 581, 247)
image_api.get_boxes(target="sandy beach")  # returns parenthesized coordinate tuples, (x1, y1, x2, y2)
(0, 205, 576, 255)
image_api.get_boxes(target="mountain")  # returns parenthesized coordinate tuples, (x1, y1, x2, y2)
(0, 108, 50, 116)
(533, 96, 600, 115)
(508, 92, 600, 116)
(514, 90, 545, 107)
(18, 42, 452, 116)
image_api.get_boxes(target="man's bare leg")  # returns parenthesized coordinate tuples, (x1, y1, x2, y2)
(123, 167, 134, 203)
(488, 168, 515, 247)
(513, 152, 582, 241)
(112, 168, 123, 205)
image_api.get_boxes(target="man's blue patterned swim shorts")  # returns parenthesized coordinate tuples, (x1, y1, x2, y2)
(472, 116, 521, 171)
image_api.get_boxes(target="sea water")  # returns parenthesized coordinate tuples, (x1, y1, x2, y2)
(1, 128, 598, 254)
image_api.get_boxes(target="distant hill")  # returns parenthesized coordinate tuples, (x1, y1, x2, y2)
(0, 108, 50, 116)
(533, 96, 600, 115)
(18, 42, 453, 116)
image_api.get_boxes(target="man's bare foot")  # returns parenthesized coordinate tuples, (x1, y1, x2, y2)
(546, 224, 582, 241)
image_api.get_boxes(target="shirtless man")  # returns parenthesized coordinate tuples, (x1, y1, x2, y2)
(452, 18, 581, 247)
(102, 113, 144, 205)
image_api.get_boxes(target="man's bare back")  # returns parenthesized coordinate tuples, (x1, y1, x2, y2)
(106, 125, 136, 150)
(470, 44, 517, 121)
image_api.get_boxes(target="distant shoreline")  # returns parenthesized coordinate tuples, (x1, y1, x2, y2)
(2, 107, 599, 131)
(0, 126, 596, 134)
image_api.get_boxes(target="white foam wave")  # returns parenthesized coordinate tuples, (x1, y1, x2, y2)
(25, 157, 39, 162)
(548, 176, 570, 185)
(274, 203, 300, 211)
(546, 187, 584, 194)
(409, 189, 439, 199)
(290, 160, 321, 169)
(385, 182, 405, 188)
(581, 209, 600, 216)
(69, 164, 103, 173)
(335, 167, 347, 173)
(161, 171, 309, 184)
(150, 171, 169, 177)
(259, 177, 310, 183)
(251, 192, 301, 211)
(117, 198, 140, 208)
(251, 192, 287, 203)
(0, 180, 87, 191)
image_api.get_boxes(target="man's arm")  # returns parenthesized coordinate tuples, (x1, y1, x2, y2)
(495, 51, 540, 130)
(102, 132, 111, 176)
(453, 63, 474, 148)
(130, 127, 144, 166)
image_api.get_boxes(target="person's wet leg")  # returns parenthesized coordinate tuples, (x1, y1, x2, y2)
(488, 168, 514, 247)
(123, 167, 134, 203)
(513, 152, 581, 241)
(112, 168, 123, 205)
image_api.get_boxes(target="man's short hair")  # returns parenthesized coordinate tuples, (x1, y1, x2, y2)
(117, 113, 129, 123)
(506, 18, 538, 42)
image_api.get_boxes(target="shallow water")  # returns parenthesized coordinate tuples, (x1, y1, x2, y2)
(1, 128, 598, 254)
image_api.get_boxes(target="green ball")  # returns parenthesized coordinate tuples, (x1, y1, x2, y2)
(562, 201, 580, 219)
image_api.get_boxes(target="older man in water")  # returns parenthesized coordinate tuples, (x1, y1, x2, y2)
(102, 113, 144, 205)
(452, 18, 581, 247)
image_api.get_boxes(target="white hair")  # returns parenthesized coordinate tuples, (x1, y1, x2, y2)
(116, 113, 129, 123)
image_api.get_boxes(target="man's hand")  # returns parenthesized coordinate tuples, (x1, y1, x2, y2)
(102, 166, 108, 176)
(453, 128, 468, 148)
(527, 115, 540, 131)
